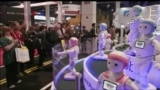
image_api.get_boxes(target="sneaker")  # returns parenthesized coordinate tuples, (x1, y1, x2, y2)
(16, 80, 22, 84)
(9, 84, 16, 89)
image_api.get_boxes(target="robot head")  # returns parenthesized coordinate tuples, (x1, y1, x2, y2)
(139, 19, 156, 35)
(69, 37, 78, 47)
(99, 23, 107, 31)
(107, 51, 129, 72)
(130, 5, 142, 17)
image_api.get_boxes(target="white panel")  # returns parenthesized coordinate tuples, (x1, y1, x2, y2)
(81, 1, 96, 31)
(45, 5, 50, 28)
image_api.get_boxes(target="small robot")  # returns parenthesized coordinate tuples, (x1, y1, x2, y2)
(57, 37, 80, 80)
(131, 19, 160, 90)
(95, 51, 138, 90)
(98, 23, 112, 56)
(125, 5, 143, 55)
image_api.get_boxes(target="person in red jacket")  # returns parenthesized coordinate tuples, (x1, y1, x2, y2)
(10, 21, 26, 76)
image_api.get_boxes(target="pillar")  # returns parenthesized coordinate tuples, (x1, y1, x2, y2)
(57, 1, 63, 23)
(81, 1, 96, 31)
(115, 1, 120, 28)
(24, 1, 31, 31)
(45, 5, 50, 28)
(116, 1, 124, 44)
(81, 2, 97, 53)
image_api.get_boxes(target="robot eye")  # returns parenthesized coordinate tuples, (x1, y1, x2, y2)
(115, 63, 118, 66)
(144, 26, 147, 28)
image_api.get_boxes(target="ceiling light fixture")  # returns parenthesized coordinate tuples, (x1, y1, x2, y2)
(69, 1, 72, 4)
(12, 1, 57, 8)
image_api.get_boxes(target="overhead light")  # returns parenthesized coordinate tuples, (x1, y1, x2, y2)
(12, 1, 57, 8)
(107, 4, 110, 8)
(69, 1, 72, 4)
(111, 9, 114, 12)
(55, 11, 58, 14)
(66, 17, 71, 20)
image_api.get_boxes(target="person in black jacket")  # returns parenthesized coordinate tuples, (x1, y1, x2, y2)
(25, 26, 37, 67)
(46, 23, 61, 56)
(89, 23, 97, 37)
(36, 25, 47, 69)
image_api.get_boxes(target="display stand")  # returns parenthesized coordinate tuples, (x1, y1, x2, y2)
(64, 71, 80, 80)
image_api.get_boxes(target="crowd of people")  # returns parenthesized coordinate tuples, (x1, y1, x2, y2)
(0, 20, 128, 89)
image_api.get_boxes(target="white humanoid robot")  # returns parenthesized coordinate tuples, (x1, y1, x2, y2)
(57, 37, 80, 80)
(98, 23, 111, 56)
(90, 23, 111, 60)
(124, 5, 143, 55)
(95, 51, 138, 90)
(131, 19, 160, 90)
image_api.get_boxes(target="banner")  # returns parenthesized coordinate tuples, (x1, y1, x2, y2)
(62, 4, 80, 16)
(0, 7, 24, 24)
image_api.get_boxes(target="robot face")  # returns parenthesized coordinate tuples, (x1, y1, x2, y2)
(69, 37, 78, 47)
(139, 23, 153, 35)
(107, 59, 124, 73)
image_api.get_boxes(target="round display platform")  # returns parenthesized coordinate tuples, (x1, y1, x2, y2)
(54, 51, 110, 90)
(54, 59, 85, 90)
(54, 43, 160, 90)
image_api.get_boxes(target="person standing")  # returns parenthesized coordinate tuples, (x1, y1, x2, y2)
(25, 26, 37, 67)
(36, 25, 47, 69)
(10, 21, 26, 76)
(0, 26, 22, 89)
(90, 23, 98, 53)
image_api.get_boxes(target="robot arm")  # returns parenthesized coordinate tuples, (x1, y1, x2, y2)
(152, 40, 160, 54)
(57, 48, 75, 56)
(95, 74, 103, 90)
(152, 40, 160, 70)
(125, 79, 139, 90)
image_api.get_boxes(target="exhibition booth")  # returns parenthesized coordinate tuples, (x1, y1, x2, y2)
(1, 2, 160, 90)
(52, 4, 160, 90)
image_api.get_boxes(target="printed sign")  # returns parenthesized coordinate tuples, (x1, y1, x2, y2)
(103, 80, 118, 90)
(135, 41, 145, 49)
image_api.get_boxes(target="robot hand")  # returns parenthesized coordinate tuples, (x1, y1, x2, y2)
(154, 54, 160, 70)
(155, 63, 160, 70)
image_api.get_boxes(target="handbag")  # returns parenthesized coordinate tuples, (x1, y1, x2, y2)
(15, 45, 30, 63)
